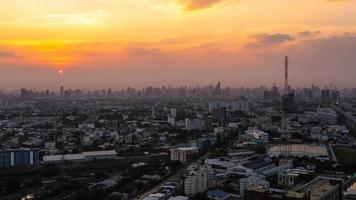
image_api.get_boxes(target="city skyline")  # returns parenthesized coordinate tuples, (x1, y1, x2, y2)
(1, 0, 356, 89)
(0, 81, 350, 94)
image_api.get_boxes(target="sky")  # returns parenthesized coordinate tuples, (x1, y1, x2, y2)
(1, 0, 356, 90)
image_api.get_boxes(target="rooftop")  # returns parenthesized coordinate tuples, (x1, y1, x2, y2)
(168, 196, 189, 200)
(306, 179, 335, 200)
(347, 182, 356, 195)
(207, 189, 229, 198)
(295, 176, 342, 200)
(268, 144, 329, 158)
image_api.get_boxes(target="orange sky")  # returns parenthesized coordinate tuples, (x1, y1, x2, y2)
(1, 0, 356, 89)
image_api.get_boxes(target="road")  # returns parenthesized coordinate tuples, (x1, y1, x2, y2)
(136, 152, 211, 200)
(136, 168, 185, 200)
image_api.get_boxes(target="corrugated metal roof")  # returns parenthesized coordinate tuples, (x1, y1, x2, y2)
(83, 150, 117, 156)
(43, 150, 116, 162)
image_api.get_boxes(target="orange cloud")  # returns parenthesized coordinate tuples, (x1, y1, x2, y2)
(176, 0, 227, 10)
(247, 33, 295, 48)
(0, 51, 17, 58)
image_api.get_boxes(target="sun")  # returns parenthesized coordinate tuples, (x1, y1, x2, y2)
(58, 70, 64, 75)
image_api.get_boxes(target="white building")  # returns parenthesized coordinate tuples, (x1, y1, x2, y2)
(239, 174, 270, 196)
(170, 147, 198, 163)
(170, 149, 187, 163)
(44, 141, 58, 155)
(168, 116, 176, 126)
(244, 128, 269, 144)
(171, 108, 177, 118)
(209, 100, 249, 114)
(184, 164, 214, 196)
(167, 108, 177, 126)
(228, 123, 240, 128)
(44, 141, 56, 150)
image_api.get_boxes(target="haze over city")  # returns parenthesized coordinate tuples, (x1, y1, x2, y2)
(1, 0, 356, 90)
(3, 1, 356, 200)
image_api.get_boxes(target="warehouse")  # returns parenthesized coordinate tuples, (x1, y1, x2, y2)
(43, 150, 117, 163)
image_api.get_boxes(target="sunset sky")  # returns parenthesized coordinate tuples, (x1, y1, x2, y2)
(1, 0, 356, 90)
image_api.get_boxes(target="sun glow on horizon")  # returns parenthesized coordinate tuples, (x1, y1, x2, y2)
(1, 0, 356, 89)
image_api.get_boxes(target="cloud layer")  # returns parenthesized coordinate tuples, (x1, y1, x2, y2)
(0, 51, 16, 58)
(248, 33, 295, 47)
(176, 0, 227, 10)
(0, 0, 356, 89)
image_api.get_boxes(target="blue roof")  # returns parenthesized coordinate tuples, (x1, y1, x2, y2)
(207, 190, 229, 198)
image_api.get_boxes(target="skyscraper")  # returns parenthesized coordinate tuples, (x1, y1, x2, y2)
(60, 85, 64, 97)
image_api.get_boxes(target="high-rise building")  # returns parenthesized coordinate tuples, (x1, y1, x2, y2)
(211, 108, 227, 126)
(60, 85, 64, 97)
(331, 89, 340, 103)
(282, 92, 295, 113)
(352, 88, 356, 98)
(20, 88, 29, 98)
(263, 83, 280, 100)
(184, 164, 214, 196)
(321, 88, 331, 101)
(215, 81, 221, 96)
(167, 108, 177, 126)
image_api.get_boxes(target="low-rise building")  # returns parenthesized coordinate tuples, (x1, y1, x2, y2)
(317, 108, 337, 125)
(294, 176, 343, 200)
(209, 100, 250, 114)
(170, 147, 198, 163)
(43, 150, 117, 163)
(239, 174, 270, 197)
(243, 128, 269, 144)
